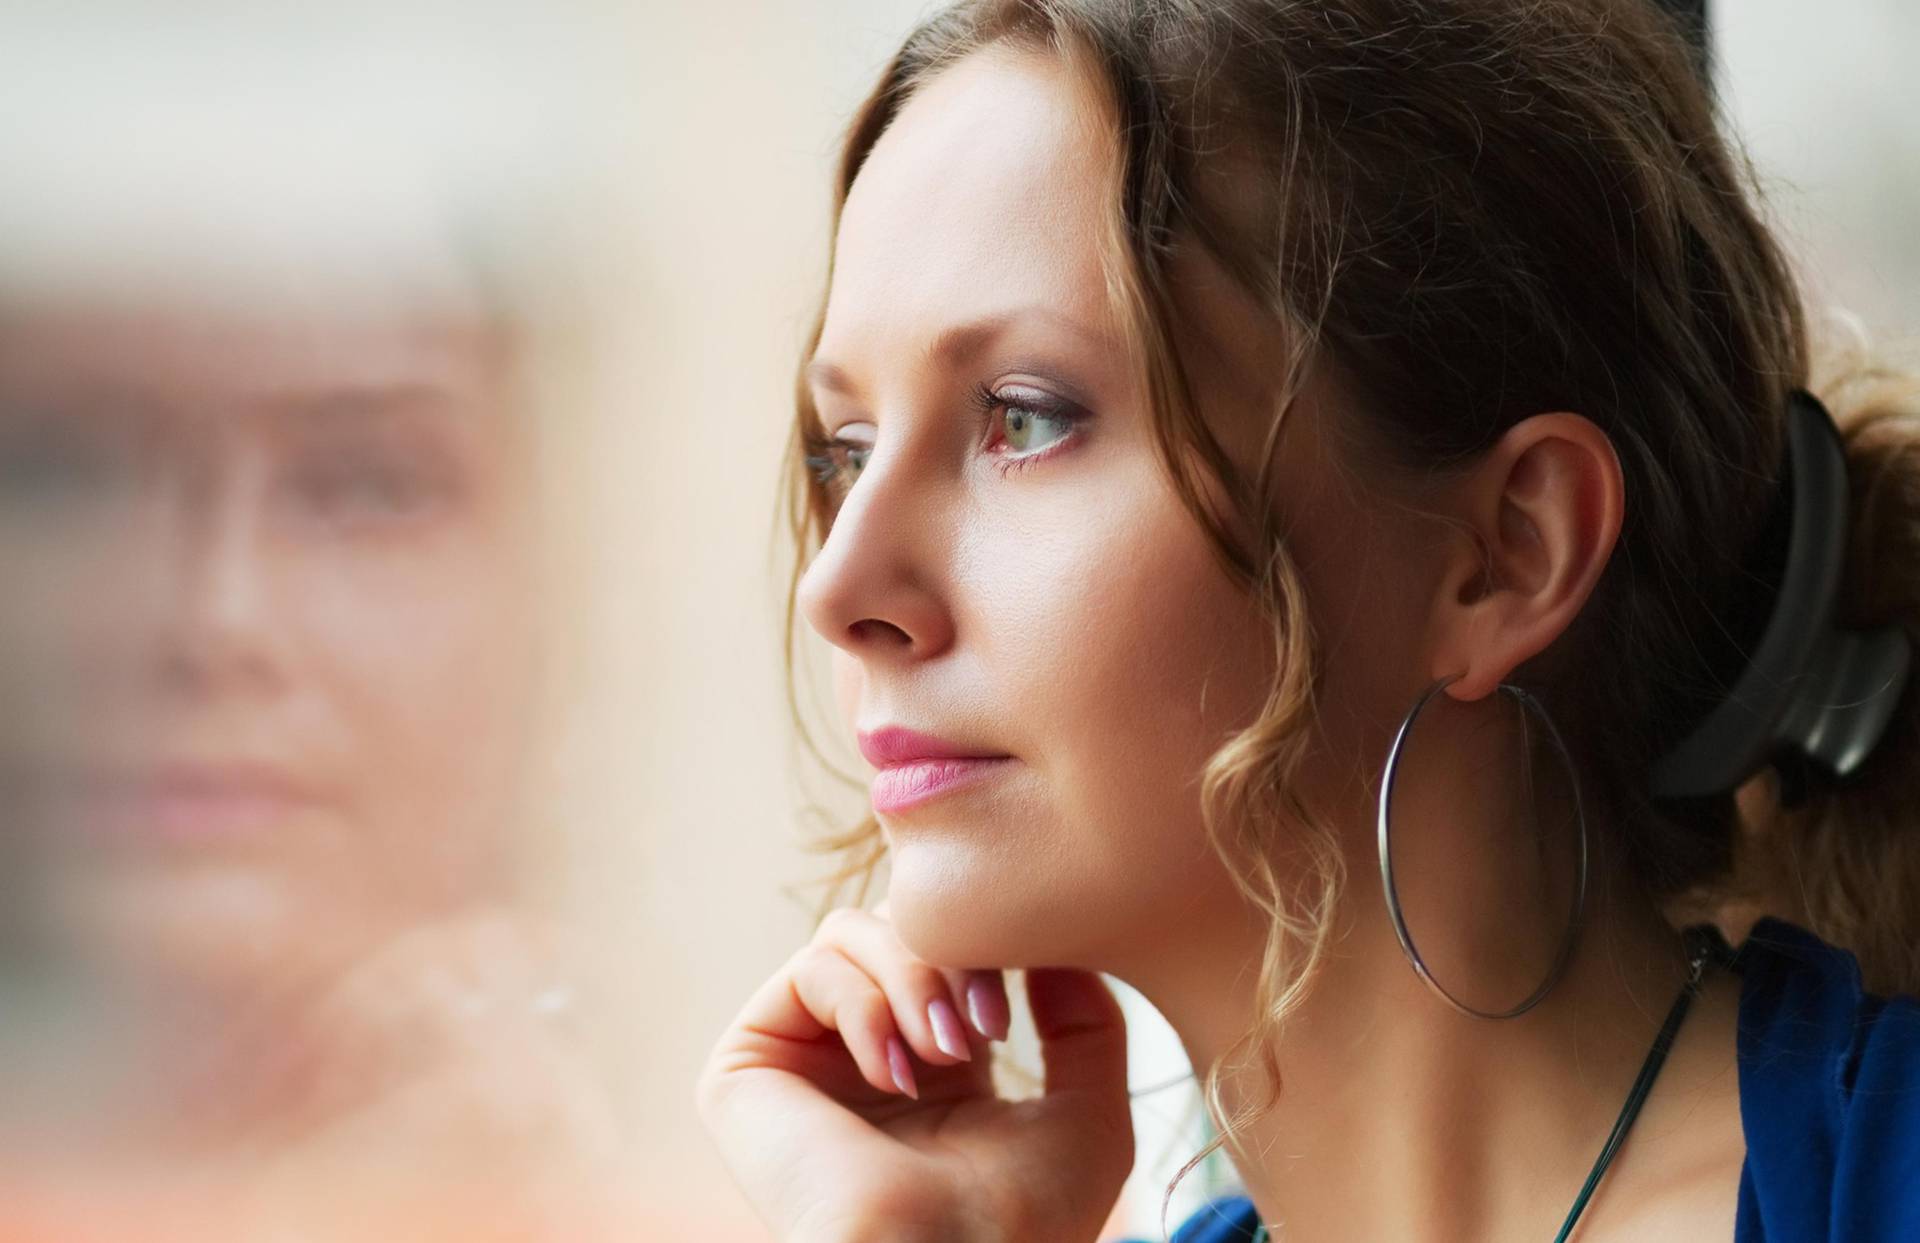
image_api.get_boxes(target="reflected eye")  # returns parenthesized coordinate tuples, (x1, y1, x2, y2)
(0, 410, 144, 517)
(279, 440, 456, 529)
(290, 457, 426, 514)
(803, 425, 874, 498)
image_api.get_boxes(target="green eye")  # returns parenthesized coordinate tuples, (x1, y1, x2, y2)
(1001, 402, 1074, 455)
(977, 381, 1084, 465)
(803, 447, 859, 486)
(803, 437, 872, 493)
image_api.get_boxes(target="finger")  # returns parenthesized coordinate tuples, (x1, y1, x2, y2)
(956, 968, 1011, 1042)
(1026, 968, 1129, 1105)
(286, 913, 553, 1121)
(815, 908, 974, 1067)
(721, 941, 892, 1089)
(776, 943, 911, 1098)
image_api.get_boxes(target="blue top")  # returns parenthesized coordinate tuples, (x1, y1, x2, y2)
(1132, 917, 1920, 1242)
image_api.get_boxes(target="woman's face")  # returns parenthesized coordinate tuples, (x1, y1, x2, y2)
(0, 284, 540, 997)
(795, 46, 1378, 973)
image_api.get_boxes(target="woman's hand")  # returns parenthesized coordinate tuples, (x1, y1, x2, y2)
(224, 910, 633, 1240)
(0, 909, 639, 1243)
(696, 903, 1134, 1243)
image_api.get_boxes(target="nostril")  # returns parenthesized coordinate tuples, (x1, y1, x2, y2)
(848, 618, 912, 647)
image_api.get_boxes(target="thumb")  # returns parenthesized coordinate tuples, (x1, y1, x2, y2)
(1026, 968, 1129, 1103)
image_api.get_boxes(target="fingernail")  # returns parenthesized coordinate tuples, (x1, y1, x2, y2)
(966, 976, 1010, 1041)
(927, 998, 972, 1061)
(885, 1034, 919, 1099)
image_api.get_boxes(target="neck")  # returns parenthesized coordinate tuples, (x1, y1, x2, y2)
(1116, 870, 1735, 1242)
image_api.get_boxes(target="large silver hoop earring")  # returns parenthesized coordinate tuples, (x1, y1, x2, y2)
(1376, 673, 1588, 1020)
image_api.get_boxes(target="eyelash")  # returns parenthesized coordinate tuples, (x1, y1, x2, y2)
(967, 382, 1084, 477)
(801, 382, 1086, 500)
(802, 442, 862, 493)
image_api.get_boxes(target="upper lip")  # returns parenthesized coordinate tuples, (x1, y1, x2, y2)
(856, 726, 1008, 769)
(81, 760, 320, 802)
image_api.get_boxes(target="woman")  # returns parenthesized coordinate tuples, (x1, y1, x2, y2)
(698, 2, 1920, 1240)
(0, 224, 625, 1238)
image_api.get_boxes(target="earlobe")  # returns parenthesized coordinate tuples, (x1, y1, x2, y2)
(1433, 412, 1624, 702)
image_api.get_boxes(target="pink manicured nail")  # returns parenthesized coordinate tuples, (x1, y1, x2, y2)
(885, 1034, 919, 1099)
(966, 975, 1010, 1041)
(927, 997, 972, 1061)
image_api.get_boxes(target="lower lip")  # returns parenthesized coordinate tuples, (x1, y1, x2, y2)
(71, 783, 311, 846)
(870, 757, 1014, 816)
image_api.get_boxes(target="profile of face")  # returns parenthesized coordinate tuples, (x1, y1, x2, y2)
(0, 281, 540, 1004)
(798, 41, 1480, 983)
(798, 48, 1302, 975)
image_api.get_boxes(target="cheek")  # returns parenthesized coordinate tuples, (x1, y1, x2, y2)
(0, 521, 163, 756)
(1052, 506, 1269, 820)
(890, 488, 1272, 970)
(1279, 494, 1439, 804)
(96, 535, 534, 977)
(309, 542, 532, 778)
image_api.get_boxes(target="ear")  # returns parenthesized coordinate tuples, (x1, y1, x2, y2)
(1430, 412, 1624, 703)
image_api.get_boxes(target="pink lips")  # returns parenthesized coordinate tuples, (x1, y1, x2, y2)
(70, 764, 319, 845)
(857, 726, 1013, 816)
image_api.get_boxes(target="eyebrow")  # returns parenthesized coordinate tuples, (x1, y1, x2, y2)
(258, 381, 467, 422)
(805, 306, 1116, 402)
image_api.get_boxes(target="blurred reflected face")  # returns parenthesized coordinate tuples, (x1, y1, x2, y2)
(0, 288, 538, 995)
(796, 47, 1283, 970)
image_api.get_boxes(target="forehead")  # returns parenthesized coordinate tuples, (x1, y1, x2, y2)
(0, 294, 505, 418)
(0, 185, 503, 418)
(821, 45, 1121, 354)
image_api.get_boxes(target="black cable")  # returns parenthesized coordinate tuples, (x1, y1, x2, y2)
(1550, 924, 1741, 1242)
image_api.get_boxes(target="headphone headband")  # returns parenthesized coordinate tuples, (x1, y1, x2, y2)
(1648, 389, 1913, 806)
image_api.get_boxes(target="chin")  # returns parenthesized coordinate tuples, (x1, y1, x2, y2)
(884, 840, 1105, 972)
(54, 865, 363, 1003)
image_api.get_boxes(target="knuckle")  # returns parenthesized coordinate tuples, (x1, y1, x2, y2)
(815, 906, 866, 940)
(790, 940, 831, 976)
(905, 963, 950, 1002)
(692, 1073, 727, 1125)
(784, 943, 817, 982)
(847, 990, 894, 1040)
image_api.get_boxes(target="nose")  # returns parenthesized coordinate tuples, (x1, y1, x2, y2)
(150, 449, 289, 699)
(795, 443, 956, 663)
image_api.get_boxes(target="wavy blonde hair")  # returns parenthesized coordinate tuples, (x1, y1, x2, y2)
(779, 0, 1920, 1232)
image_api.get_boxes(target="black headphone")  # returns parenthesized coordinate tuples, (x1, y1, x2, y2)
(1648, 388, 1913, 807)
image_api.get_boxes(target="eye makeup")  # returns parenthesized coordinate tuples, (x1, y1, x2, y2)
(801, 371, 1093, 505)
(967, 379, 1087, 476)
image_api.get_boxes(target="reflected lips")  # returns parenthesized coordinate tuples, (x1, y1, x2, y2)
(857, 726, 1013, 816)
(73, 765, 317, 844)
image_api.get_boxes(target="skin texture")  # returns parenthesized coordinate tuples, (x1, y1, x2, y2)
(702, 45, 1750, 1243)
(794, 39, 1278, 979)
